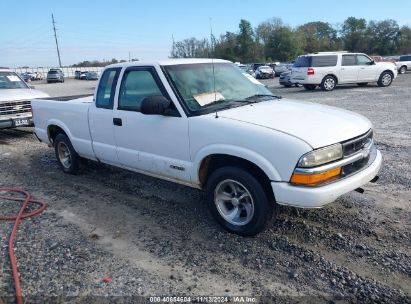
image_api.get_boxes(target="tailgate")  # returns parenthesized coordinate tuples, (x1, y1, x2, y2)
(291, 67, 307, 81)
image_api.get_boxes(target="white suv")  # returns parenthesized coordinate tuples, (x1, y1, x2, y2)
(396, 55, 411, 74)
(290, 52, 398, 91)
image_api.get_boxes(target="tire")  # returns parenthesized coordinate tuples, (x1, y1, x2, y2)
(283, 84, 292, 88)
(357, 83, 368, 87)
(54, 133, 83, 174)
(399, 66, 407, 74)
(377, 71, 393, 87)
(303, 84, 317, 90)
(205, 166, 274, 236)
(320, 76, 337, 91)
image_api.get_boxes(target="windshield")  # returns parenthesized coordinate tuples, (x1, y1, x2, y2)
(0, 72, 29, 89)
(163, 63, 275, 115)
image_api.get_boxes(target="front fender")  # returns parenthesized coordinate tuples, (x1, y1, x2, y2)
(191, 144, 282, 184)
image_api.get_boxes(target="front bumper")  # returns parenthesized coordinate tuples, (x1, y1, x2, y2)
(272, 149, 382, 208)
(0, 115, 33, 129)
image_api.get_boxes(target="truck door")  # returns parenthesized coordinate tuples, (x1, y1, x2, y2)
(356, 54, 378, 81)
(88, 67, 121, 165)
(339, 54, 359, 83)
(112, 66, 191, 182)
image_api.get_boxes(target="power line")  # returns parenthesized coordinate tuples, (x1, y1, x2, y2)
(52, 13, 62, 67)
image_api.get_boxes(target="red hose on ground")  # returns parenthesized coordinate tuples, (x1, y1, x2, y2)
(0, 188, 47, 304)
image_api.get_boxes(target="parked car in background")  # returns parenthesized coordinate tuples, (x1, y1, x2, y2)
(255, 65, 274, 79)
(248, 63, 265, 76)
(33, 72, 44, 80)
(237, 64, 248, 72)
(85, 71, 99, 80)
(79, 71, 88, 80)
(395, 55, 411, 74)
(273, 63, 288, 77)
(279, 71, 300, 88)
(47, 69, 64, 83)
(0, 69, 49, 129)
(290, 52, 397, 91)
(383, 56, 399, 62)
(74, 70, 81, 79)
(20, 72, 32, 82)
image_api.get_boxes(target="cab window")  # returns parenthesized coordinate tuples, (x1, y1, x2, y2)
(118, 68, 166, 112)
(342, 55, 356, 66)
(95, 68, 121, 109)
(357, 55, 373, 65)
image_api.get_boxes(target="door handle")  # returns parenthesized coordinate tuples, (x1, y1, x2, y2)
(113, 118, 122, 126)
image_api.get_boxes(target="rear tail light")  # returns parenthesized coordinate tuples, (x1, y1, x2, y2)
(307, 68, 315, 75)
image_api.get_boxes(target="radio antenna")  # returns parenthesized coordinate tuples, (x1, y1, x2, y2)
(209, 17, 218, 117)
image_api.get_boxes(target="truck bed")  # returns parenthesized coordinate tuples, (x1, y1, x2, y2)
(32, 95, 96, 159)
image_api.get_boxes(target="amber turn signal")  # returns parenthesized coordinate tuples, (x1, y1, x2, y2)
(290, 167, 341, 186)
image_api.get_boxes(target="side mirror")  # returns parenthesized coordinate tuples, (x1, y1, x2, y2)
(141, 95, 171, 115)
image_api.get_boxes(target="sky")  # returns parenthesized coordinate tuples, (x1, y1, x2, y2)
(1, 0, 410, 68)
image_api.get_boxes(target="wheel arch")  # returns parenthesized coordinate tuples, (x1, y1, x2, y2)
(198, 153, 275, 200)
(322, 74, 339, 84)
(47, 120, 73, 145)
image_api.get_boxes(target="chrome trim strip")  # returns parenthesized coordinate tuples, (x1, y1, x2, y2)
(295, 140, 374, 175)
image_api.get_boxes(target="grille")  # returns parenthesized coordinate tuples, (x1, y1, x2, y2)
(342, 129, 373, 157)
(0, 100, 31, 117)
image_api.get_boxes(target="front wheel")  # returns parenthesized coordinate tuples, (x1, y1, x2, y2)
(377, 71, 393, 87)
(206, 167, 274, 236)
(54, 133, 83, 174)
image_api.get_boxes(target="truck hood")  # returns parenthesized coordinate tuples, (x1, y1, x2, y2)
(217, 99, 372, 149)
(0, 89, 50, 102)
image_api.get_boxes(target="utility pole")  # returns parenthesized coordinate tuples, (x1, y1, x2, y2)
(172, 34, 175, 58)
(52, 13, 62, 68)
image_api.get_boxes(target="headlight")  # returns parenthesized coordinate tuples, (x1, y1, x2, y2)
(298, 143, 342, 168)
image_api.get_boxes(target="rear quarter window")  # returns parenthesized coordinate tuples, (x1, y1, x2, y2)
(311, 56, 338, 67)
(294, 56, 311, 68)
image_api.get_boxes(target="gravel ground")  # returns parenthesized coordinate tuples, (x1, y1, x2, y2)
(0, 73, 410, 303)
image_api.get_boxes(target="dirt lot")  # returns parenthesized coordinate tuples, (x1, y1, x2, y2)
(1, 74, 410, 303)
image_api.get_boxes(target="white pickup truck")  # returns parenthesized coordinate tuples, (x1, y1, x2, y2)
(0, 69, 49, 129)
(32, 59, 382, 236)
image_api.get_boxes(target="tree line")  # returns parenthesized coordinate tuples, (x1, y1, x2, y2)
(170, 17, 411, 63)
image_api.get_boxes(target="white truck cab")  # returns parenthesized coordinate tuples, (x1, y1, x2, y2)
(32, 59, 382, 236)
(291, 51, 397, 91)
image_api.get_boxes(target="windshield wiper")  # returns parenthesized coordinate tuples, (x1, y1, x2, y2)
(245, 94, 282, 101)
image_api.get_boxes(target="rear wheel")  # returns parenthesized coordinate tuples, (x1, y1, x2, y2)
(399, 66, 407, 74)
(54, 134, 83, 174)
(377, 71, 393, 87)
(303, 84, 317, 90)
(320, 76, 337, 91)
(206, 167, 274, 236)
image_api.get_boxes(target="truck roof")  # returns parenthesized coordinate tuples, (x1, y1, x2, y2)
(106, 58, 231, 68)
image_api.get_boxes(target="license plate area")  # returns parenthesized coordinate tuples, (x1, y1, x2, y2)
(13, 118, 31, 127)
